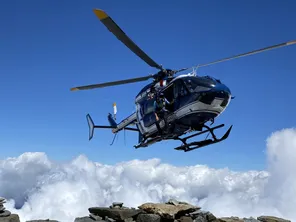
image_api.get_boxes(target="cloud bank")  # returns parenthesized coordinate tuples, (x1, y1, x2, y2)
(1, 128, 296, 222)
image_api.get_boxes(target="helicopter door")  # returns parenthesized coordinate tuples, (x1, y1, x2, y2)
(174, 79, 190, 110)
(161, 84, 175, 112)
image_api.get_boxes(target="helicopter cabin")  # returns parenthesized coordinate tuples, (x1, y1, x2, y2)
(134, 74, 230, 135)
(134, 76, 199, 131)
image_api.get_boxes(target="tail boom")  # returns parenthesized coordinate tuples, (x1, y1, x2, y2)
(86, 113, 139, 140)
(111, 112, 137, 133)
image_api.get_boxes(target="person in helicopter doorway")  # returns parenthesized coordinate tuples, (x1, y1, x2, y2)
(153, 92, 174, 135)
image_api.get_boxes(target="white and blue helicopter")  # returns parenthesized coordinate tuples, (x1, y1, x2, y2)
(71, 9, 296, 152)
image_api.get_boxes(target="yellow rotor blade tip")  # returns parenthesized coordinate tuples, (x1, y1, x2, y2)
(287, 40, 296, 45)
(70, 87, 79, 91)
(93, 9, 108, 20)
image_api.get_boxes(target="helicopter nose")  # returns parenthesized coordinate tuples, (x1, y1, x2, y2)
(212, 83, 231, 107)
(214, 82, 231, 95)
(197, 83, 231, 108)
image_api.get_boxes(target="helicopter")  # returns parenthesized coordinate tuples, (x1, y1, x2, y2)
(71, 8, 296, 152)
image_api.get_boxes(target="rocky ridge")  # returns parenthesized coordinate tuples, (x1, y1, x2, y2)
(0, 197, 291, 222)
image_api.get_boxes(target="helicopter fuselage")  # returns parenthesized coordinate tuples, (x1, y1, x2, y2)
(134, 73, 232, 138)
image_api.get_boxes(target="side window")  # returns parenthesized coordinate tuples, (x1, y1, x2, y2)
(143, 113, 156, 127)
(145, 99, 155, 114)
(174, 79, 191, 110)
(140, 104, 144, 116)
(174, 79, 188, 97)
(183, 79, 195, 92)
(141, 99, 155, 115)
(141, 100, 157, 127)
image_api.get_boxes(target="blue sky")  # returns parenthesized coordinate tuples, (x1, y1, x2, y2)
(1, 0, 295, 171)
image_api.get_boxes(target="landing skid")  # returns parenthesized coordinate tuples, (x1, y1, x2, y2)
(174, 124, 232, 152)
(134, 123, 232, 152)
(134, 135, 163, 148)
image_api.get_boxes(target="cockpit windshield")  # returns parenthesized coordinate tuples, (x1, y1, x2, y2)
(182, 76, 216, 92)
(204, 75, 221, 83)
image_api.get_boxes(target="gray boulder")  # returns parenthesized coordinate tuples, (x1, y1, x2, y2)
(88, 207, 142, 221)
(257, 216, 291, 222)
(138, 201, 201, 220)
(75, 216, 98, 222)
(0, 214, 20, 222)
(0, 211, 11, 218)
(136, 214, 161, 222)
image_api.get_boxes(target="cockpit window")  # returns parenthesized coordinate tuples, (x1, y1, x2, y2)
(183, 78, 196, 92)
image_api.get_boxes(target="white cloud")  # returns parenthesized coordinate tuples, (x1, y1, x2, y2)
(1, 128, 296, 222)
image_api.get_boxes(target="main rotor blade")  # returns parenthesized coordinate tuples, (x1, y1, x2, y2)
(196, 40, 296, 68)
(93, 9, 162, 70)
(71, 75, 152, 91)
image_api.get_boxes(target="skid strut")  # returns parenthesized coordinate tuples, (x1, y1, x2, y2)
(174, 124, 232, 152)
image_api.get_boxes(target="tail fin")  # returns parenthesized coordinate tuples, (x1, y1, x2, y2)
(108, 113, 117, 128)
(86, 114, 95, 140)
(113, 102, 117, 120)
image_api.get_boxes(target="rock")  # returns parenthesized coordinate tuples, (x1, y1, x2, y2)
(166, 199, 181, 206)
(243, 217, 260, 222)
(166, 199, 191, 206)
(88, 207, 142, 221)
(188, 210, 216, 221)
(136, 214, 161, 222)
(89, 213, 103, 221)
(75, 216, 97, 222)
(193, 216, 207, 222)
(26, 220, 59, 222)
(112, 202, 124, 208)
(138, 202, 200, 220)
(257, 216, 291, 222)
(105, 216, 116, 222)
(218, 217, 244, 222)
(0, 198, 293, 222)
(179, 216, 193, 222)
(0, 214, 20, 222)
(219, 217, 260, 222)
(0, 211, 11, 217)
(0, 198, 7, 216)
